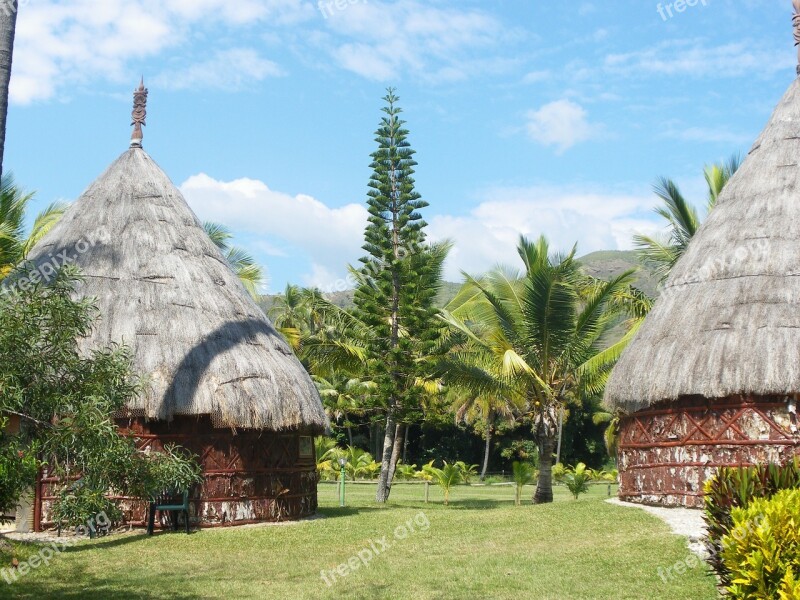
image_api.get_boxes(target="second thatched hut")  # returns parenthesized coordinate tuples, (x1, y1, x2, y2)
(605, 64, 800, 507)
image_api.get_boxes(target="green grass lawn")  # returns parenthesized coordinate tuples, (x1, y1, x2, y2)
(0, 483, 718, 599)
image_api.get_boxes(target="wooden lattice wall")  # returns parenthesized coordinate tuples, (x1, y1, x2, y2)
(36, 416, 318, 530)
(618, 395, 800, 507)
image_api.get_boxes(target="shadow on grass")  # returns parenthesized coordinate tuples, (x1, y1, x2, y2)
(9, 580, 204, 600)
(317, 507, 385, 518)
(435, 499, 515, 510)
(51, 529, 200, 554)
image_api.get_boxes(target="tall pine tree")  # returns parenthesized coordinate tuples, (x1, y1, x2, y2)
(354, 88, 447, 503)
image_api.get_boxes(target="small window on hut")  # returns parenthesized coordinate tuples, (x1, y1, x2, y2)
(299, 436, 314, 460)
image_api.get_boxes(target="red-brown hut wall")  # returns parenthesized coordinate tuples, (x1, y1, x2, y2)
(36, 416, 319, 530)
(618, 395, 800, 508)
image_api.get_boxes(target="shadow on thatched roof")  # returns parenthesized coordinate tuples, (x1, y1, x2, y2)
(24, 146, 329, 433)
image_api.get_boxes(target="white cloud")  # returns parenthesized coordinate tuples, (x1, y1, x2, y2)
(427, 186, 658, 281)
(178, 174, 660, 288)
(179, 173, 367, 289)
(524, 99, 597, 153)
(11, 0, 312, 104)
(153, 48, 282, 91)
(604, 40, 793, 78)
(318, 1, 508, 82)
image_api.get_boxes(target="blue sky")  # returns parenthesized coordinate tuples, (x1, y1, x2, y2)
(5, 0, 795, 292)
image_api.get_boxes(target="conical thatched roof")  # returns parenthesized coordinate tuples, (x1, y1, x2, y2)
(605, 77, 800, 414)
(25, 147, 329, 432)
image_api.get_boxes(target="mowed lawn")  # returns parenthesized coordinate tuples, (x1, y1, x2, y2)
(1, 483, 717, 599)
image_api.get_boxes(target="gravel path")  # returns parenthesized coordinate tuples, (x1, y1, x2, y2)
(606, 498, 708, 557)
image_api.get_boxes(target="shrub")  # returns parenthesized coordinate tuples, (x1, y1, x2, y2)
(316, 445, 376, 481)
(704, 459, 800, 587)
(563, 463, 591, 500)
(455, 461, 479, 484)
(551, 462, 567, 483)
(394, 462, 417, 481)
(426, 462, 463, 505)
(721, 489, 800, 599)
(414, 460, 436, 482)
(511, 461, 535, 506)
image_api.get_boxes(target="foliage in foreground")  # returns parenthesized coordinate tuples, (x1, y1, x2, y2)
(0, 268, 201, 525)
(0, 173, 65, 280)
(703, 458, 800, 589)
(512, 461, 535, 506)
(563, 463, 591, 500)
(721, 489, 800, 599)
(423, 461, 463, 505)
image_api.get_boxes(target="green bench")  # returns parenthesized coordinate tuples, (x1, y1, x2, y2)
(147, 490, 191, 535)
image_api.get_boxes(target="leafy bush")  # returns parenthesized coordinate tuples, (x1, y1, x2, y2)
(316, 445, 380, 481)
(0, 422, 39, 519)
(721, 489, 800, 599)
(563, 463, 591, 500)
(551, 463, 567, 483)
(51, 484, 121, 532)
(425, 462, 463, 505)
(394, 462, 418, 481)
(414, 460, 436, 482)
(511, 461, 535, 506)
(0, 268, 204, 525)
(704, 459, 800, 587)
(454, 461, 479, 484)
(142, 444, 204, 497)
(586, 467, 617, 482)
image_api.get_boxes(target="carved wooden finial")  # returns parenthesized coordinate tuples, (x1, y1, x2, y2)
(130, 78, 148, 148)
(794, 0, 800, 75)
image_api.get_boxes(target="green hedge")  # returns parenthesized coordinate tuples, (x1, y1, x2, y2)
(721, 489, 800, 599)
(703, 458, 800, 588)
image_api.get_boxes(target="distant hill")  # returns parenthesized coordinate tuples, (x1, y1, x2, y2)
(577, 250, 659, 298)
(257, 250, 658, 313)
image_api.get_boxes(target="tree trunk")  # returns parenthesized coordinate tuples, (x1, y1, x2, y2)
(387, 423, 404, 485)
(533, 435, 555, 504)
(402, 425, 409, 464)
(374, 410, 396, 503)
(0, 0, 18, 182)
(480, 425, 493, 481)
(347, 425, 353, 447)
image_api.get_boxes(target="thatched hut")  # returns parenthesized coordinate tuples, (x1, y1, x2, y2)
(604, 25, 800, 507)
(25, 82, 329, 529)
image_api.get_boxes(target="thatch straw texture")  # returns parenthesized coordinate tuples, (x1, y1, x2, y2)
(26, 148, 328, 432)
(606, 78, 800, 413)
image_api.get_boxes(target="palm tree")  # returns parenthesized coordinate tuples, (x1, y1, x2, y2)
(0, 0, 18, 182)
(267, 284, 331, 350)
(634, 155, 741, 282)
(315, 374, 374, 445)
(512, 461, 535, 506)
(0, 175, 66, 280)
(425, 461, 462, 505)
(441, 236, 635, 504)
(202, 222, 265, 299)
